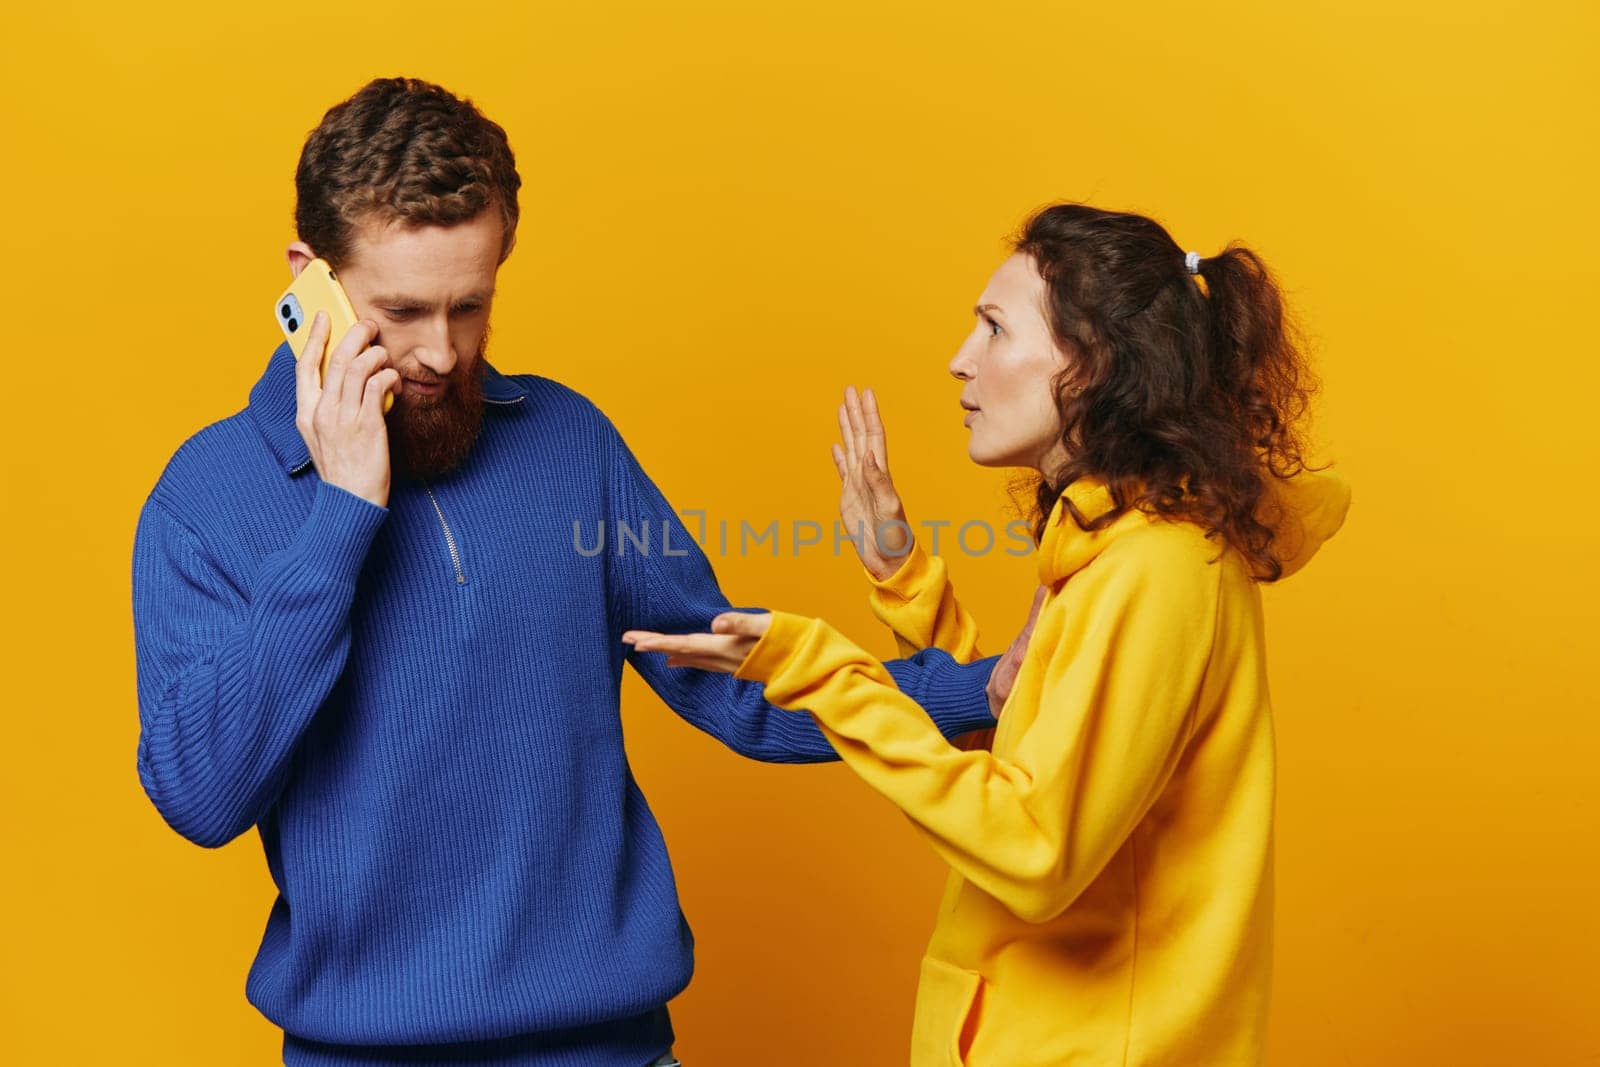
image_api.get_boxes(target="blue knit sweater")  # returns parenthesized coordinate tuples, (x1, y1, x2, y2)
(130, 342, 999, 1067)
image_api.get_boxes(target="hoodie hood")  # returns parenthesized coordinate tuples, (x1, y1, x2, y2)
(1036, 467, 1352, 585)
(1257, 466, 1353, 579)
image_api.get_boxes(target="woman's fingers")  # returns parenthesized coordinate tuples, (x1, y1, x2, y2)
(621, 630, 700, 652)
(837, 401, 857, 465)
(831, 443, 848, 481)
(844, 385, 868, 449)
(620, 616, 769, 674)
(862, 387, 888, 469)
(864, 449, 894, 493)
(620, 631, 729, 668)
(710, 611, 771, 637)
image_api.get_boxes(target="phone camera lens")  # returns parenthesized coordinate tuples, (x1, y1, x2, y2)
(287, 317, 299, 331)
(280, 304, 292, 319)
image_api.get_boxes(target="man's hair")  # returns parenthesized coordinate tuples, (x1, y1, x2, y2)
(294, 77, 521, 270)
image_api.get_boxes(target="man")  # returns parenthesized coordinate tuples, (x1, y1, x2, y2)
(130, 77, 1000, 1067)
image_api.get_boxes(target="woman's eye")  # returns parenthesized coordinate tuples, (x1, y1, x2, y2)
(984, 317, 1002, 337)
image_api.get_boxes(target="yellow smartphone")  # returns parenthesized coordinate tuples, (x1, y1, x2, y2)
(273, 258, 395, 413)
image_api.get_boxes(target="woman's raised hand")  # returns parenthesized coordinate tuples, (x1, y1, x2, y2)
(833, 385, 913, 581)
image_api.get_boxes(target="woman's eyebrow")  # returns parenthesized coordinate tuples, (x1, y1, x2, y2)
(975, 303, 1005, 317)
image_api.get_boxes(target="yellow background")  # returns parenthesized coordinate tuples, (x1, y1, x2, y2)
(3, 1, 1596, 1064)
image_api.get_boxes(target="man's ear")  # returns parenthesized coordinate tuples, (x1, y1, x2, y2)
(286, 240, 316, 277)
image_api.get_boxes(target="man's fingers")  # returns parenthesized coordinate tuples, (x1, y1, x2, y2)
(328, 318, 376, 369)
(295, 310, 328, 414)
(1022, 585, 1049, 630)
(322, 319, 376, 405)
(340, 345, 389, 414)
(364, 368, 400, 419)
(837, 401, 857, 465)
(990, 590, 1044, 718)
(831, 443, 848, 481)
(998, 586, 1051, 674)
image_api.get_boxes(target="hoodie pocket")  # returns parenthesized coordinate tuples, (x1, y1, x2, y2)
(911, 954, 986, 1065)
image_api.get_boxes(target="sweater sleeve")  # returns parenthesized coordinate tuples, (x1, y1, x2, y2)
(130, 479, 389, 847)
(602, 420, 997, 764)
(863, 536, 984, 661)
(732, 550, 1218, 922)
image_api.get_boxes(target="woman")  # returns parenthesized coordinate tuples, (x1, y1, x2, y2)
(623, 203, 1351, 1065)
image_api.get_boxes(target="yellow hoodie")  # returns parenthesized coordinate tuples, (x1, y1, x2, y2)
(732, 469, 1352, 1066)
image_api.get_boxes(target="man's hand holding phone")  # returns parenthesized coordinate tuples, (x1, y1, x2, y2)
(295, 311, 400, 509)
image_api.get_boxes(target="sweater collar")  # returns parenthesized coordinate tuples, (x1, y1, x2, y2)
(247, 340, 529, 476)
(1036, 467, 1352, 585)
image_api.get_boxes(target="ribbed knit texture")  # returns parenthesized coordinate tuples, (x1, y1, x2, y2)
(130, 342, 999, 1067)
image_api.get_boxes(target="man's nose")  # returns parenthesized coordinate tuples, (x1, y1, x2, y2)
(414, 319, 458, 375)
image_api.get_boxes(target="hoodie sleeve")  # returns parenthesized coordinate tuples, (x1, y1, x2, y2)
(602, 417, 997, 763)
(733, 543, 1218, 924)
(861, 537, 985, 662)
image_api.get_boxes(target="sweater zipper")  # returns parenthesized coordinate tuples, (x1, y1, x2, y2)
(399, 392, 525, 585)
(421, 480, 466, 585)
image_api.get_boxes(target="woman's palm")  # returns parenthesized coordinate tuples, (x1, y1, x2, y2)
(832, 386, 911, 580)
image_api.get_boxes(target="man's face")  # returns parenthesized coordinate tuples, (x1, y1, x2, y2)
(290, 207, 504, 483)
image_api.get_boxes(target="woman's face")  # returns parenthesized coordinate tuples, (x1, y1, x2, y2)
(949, 252, 1073, 472)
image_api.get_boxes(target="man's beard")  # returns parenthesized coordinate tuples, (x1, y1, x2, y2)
(387, 342, 488, 485)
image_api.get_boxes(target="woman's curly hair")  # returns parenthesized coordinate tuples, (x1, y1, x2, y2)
(1013, 202, 1323, 582)
(294, 76, 521, 270)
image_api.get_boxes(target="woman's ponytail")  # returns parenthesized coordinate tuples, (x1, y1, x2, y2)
(1194, 245, 1314, 470)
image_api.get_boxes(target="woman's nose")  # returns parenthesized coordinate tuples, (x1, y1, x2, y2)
(949, 341, 976, 380)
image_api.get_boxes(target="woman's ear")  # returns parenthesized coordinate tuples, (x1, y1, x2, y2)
(285, 240, 316, 277)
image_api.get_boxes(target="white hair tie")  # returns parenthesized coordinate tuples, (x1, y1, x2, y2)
(1184, 251, 1202, 274)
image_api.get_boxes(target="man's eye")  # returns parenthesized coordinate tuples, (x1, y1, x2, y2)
(381, 305, 482, 318)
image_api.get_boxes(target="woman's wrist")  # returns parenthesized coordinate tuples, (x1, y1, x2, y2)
(867, 535, 923, 584)
(733, 610, 815, 686)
